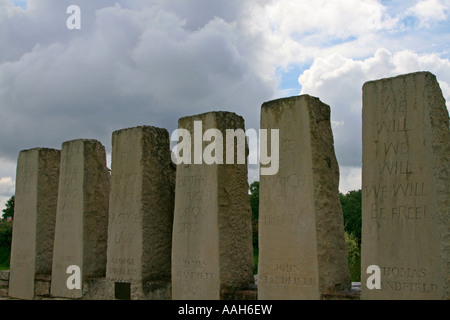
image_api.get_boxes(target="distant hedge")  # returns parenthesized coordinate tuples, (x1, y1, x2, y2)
(0, 220, 12, 270)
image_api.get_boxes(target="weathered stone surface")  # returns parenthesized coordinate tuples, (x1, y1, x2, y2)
(51, 139, 110, 299)
(81, 278, 112, 300)
(221, 288, 258, 300)
(258, 95, 351, 300)
(361, 72, 450, 300)
(171, 111, 254, 300)
(0, 271, 9, 281)
(0, 271, 9, 298)
(8, 148, 60, 300)
(0, 288, 8, 298)
(34, 277, 51, 297)
(106, 126, 175, 300)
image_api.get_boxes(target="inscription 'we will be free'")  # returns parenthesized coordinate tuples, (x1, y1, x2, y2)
(365, 89, 432, 223)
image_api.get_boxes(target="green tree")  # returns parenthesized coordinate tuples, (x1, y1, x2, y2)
(0, 196, 13, 270)
(0, 196, 14, 270)
(340, 189, 362, 245)
(249, 181, 259, 222)
(1, 195, 14, 221)
(340, 189, 362, 282)
(249, 181, 259, 246)
(0, 220, 12, 270)
(249, 181, 259, 274)
(345, 231, 361, 282)
(0, 221, 12, 249)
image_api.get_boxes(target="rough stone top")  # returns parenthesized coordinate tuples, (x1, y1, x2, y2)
(112, 125, 169, 136)
(61, 138, 103, 146)
(261, 95, 332, 123)
(178, 111, 243, 124)
(362, 71, 436, 89)
(20, 147, 60, 153)
(261, 94, 331, 124)
(261, 94, 325, 109)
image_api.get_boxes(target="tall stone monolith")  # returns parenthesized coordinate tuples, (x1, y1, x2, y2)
(361, 72, 450, 300)
(8, 148, 60, 300)
(106, 126, 175, 300)
(50, 139, 110, 299)
(258, 95, 351, 300)
(171, 111, 254, 300)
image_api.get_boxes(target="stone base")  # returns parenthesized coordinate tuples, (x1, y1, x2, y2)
(142, 281, 172, 300)
(0, 270, 9, 281)
(321, 291, 360, 300)
(0, 271, 9, 299)
(0, 269, 362, 300)
(82, 278, 112, 300)
(35, 275, 51, 298)
(221, 289, 258, 300)
(82, 278, 172, 300)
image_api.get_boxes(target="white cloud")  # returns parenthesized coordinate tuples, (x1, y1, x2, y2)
(0, 177, 14, 195)
(339, 166, 362, 194)
(0, 0, 276, 163)
(0, 156, 16, 211)
(0, 176, 15, 212)
(243, 0, 400, 69)
(263, 0, 396, 37)
(298, 48, 450, 191)
(406, 0, 450, 27)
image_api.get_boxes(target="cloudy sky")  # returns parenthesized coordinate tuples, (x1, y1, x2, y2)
(1, 0, 450, 210)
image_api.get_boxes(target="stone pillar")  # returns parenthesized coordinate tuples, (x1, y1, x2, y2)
(106, 126, 175, 300)
(8, 148, 60, 300)
(361, 72, 450, 300)
(258, 95, 351, 300)
(50, 139, 110, 299)
(171, 112, 254, 300)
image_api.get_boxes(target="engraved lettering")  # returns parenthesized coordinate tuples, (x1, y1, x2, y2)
(364, 185, 388, 198)
(377, 118, 408, 134)
(384, 141, 408, 155)
(391, 205, 427, 220)
(378, 161, 413, 175)
(393, 183, 427, 197)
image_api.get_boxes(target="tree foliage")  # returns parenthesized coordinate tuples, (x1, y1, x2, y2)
(340, 190, 362, 281)
(340, 189, 362, 245)
(0, 195, 14, 247)
(0, 196, 14, 269)
(0, 220, 12, 270)
(249, 181, 259, 253)
(345, 232, 360, 265)
(0, 221, 12, 249)
(249, 181, 259, 221)
(1, 195, 14, 221)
